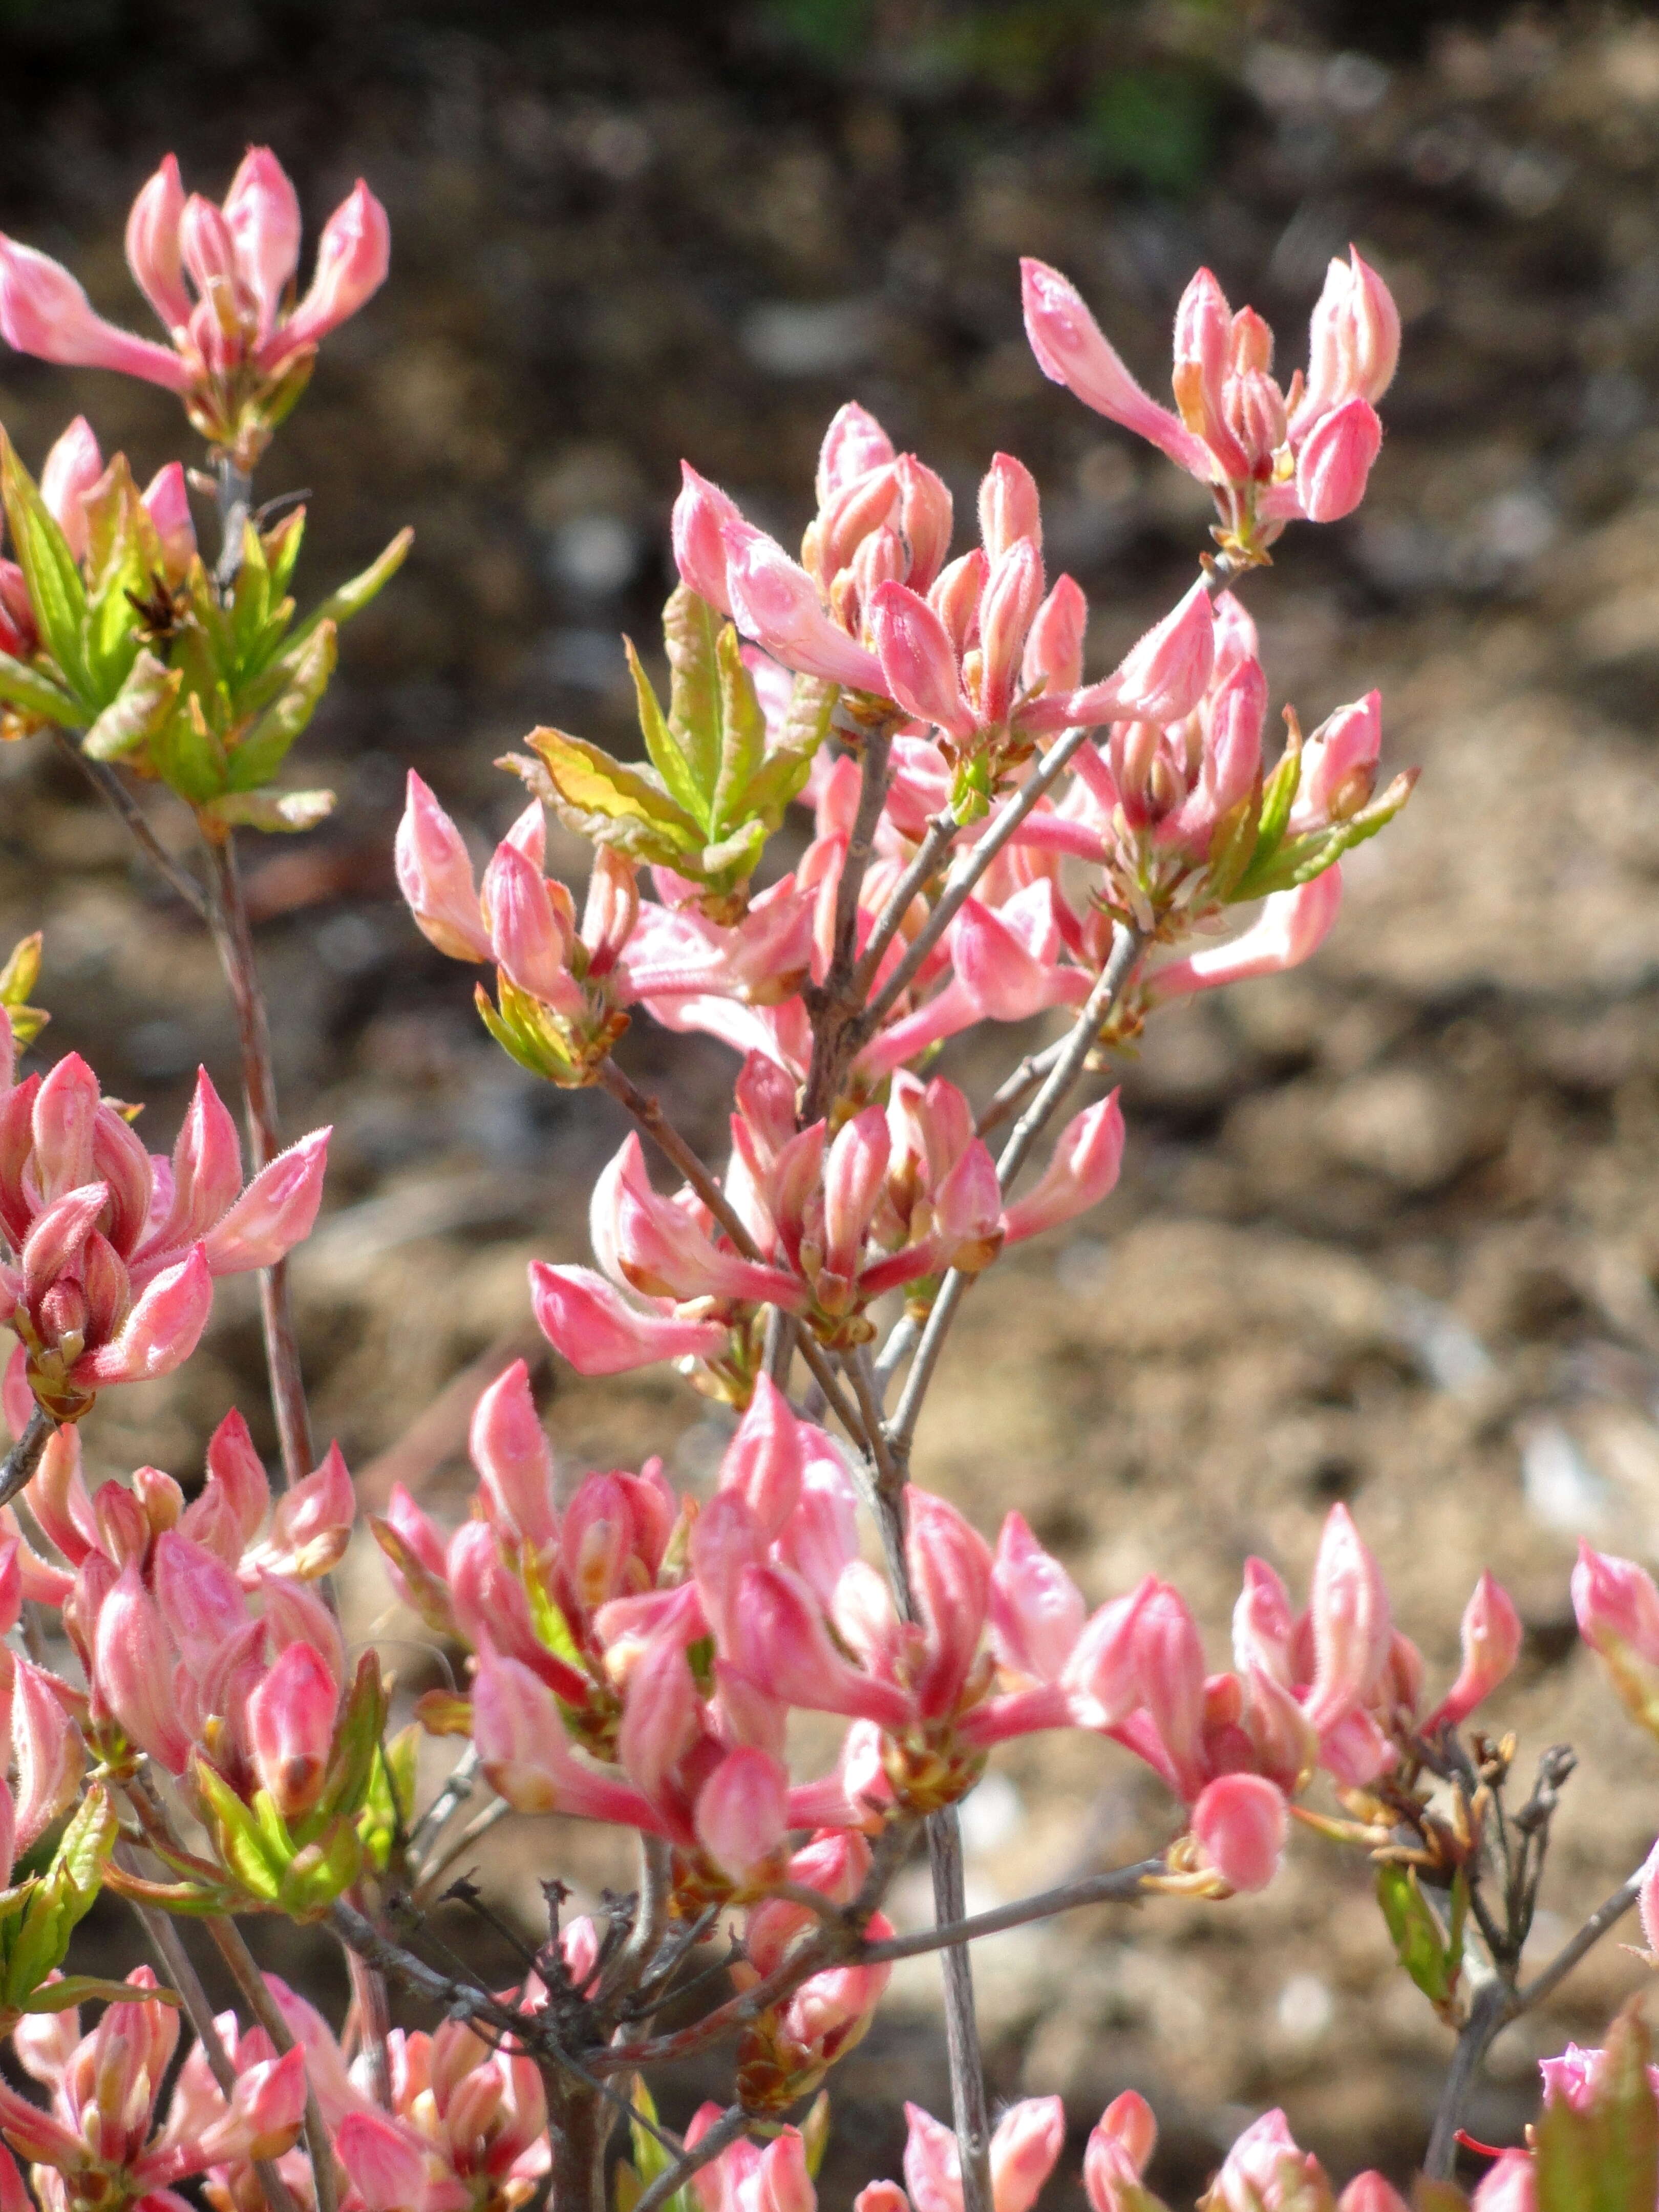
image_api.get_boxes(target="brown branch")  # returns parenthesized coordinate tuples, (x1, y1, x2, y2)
(202, 832, 314, 1490)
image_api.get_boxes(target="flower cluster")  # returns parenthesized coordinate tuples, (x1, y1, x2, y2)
(0, 130, 1646, 2212)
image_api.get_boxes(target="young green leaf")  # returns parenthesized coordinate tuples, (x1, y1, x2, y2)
(82, 650, 183, 762)
(226, 620, 337, 791)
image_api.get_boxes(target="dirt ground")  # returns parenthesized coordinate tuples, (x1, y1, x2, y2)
(6, 0, 1659, 2195)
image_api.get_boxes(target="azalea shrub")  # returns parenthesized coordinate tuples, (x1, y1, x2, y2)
(0, 145, 1645, 2212)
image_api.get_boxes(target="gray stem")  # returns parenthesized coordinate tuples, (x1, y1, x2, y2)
(0, 1406, 55, 1511)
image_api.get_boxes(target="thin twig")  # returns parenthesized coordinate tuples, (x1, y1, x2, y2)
(203, 833, 314, 1490)
(411, 1798, 514, 1904)
(602, 1835, 674, 2007)
(409, 1745, 482, 1860)
(860, 1857, 1165, 1961)
(852, 811, 957, 996)
(1424, 1976, 1508, 2181)
(634, 2106, 751, 2212)
(857, 724, 1095, 1037)
(1513, 1862, 1647, 2012)
(345, 1939, 393, 2107)
(801, 721, 894, 1124)
(975, 1038, 1066, 1141)
(888, 924, 1144, 1456)
(204, 1916, 341, 2212)
(52, 731, 210, 920)
(0, 1406, 55, 1511)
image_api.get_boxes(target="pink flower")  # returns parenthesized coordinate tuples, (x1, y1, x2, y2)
(1083, 2094, 1157, 2212)
(1023, 247, 1398, 545)
(1147, 871, 1344, 1003)
(1, 151, 388, 455)
(1423, 1571, 1522, 1732)
(1189, 1772, 1288, 1894)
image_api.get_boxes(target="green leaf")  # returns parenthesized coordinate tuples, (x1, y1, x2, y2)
(523, 1563, 586, 1677)
(526, 729, 701, 859)
(265, 506, 307, 599)
(227, 619, 336, 791)
(0, 431, 90, 700)
(710, 624, 766, 833)
(199, 789, 336, 835)
(739, 672, 837, 824)
(314, 1652, 389, 1827)
(22, 1975, 178, 2013)
(0, 651, 80, 727)
(626, 2073, 699, 2212)
(151, 687, 230, 805)
(275, 1819, 363, 1920)
(1234, 728, 1304, 890)
(0, 932, 41, 1009)
(627, 633, 707, 830)
(285, 525, 412, 657)
(1, 1788, 115, 2007)
(1375, 1864, 1457, 2009)
(196, 1760, 285, 1901)
(82, 650, 182, 761)
(697, 819, 769, 891)
(1233, 769, 1418, 901)
(664, 586, 725, 806)
(474, 976, 589, 1087)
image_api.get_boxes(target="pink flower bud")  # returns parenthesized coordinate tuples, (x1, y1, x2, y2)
(822, 1106, 890, 1288)
(180, 194, 243, 312)
(13, 1657, 81, 1852)
(396, 771, 492, 963)
(335, 2113, 434, 2212)
(815, 463, 900, 583)
(1000, 1093, 1124, 1245)
(902, 2104, 962, 2212)
(1471, 2151, 1537, 2212)
(1210, 2111, 1325, 2212)
(483, 842, 585, 1017)
(1573, 1543, 1659, 1666)
(930, 1139, 1003, 1271)
(1020, 259, 1210, 476)
(1338, 2178, 1412, 2212)
(856, 2186, 910, 2212)
(1293, 396, 1381, 523)
(1062, 1580, 1152, 1731)
(473, 1651, 659, 1825)
(39, 417, 103, 560)
(94, 1561, 190, 1771)
(869, 583, 973, 741)
(978, 453, 1043, 564)
(1427, 1571, 1522, 1731)
(1344, 249, 1401, 402)
(1641, 1840, 1659, 1961)
(987, 2102, 1065, 2212)
(155, 1067, 243, 1249)
(1233, 1558, 1296, 1684)
(269, 179, 389, 361)
(1083, 2093, 1157, 2212)
(222, 147, 302, 343)
(928, 549, 989, 657)
(140, 462, 197, 585)
(1173, 267, 1248, 479)
(1071, 579, 1215, 729)
(74, 1241, 211, 1387)
(907, 1491, 991, 1721)
(728, 1564, 912, 1730)
(1022, 575, 1087, 698)
(673, 464, 750, 613)
(1133, 1582, 1209, 1798)
(205, 1407, 271, 1543)
(0, 238, 191, 390)
(0, 561, 36, 660)
(528, 1262, 728, 1375)
(1292, 691, 1382, 832)
(1147, 868, 1343, 1003)
(247, 1637, 337, 1823)
(470, 1358, 557, 1553)
(817, 401, 897, 503)
(977, 539, 1044, 727)
(21, 1182, 108, 1305)
(896, 456, 953, 592)
(125, 154, 190, 333)
(724, 530, 887, 694)
(719, 1373, 805, 1539)
(200, 1127, 330, 1275)
(32, 1052, 99, 1204)
(1303, 1503, 1392, 1736)
(694, 1745, 790, 1883)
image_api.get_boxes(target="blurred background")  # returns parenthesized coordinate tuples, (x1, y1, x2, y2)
(5, 0, 1659, 2194)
